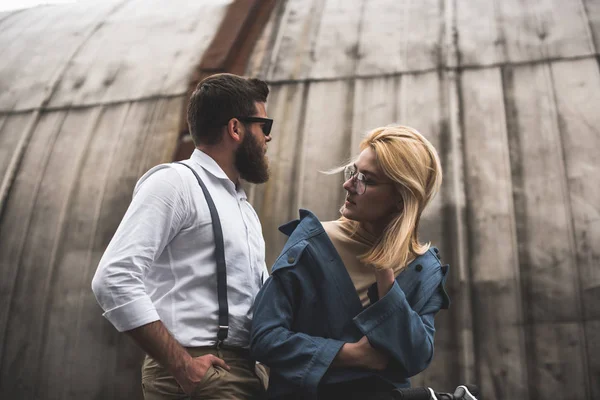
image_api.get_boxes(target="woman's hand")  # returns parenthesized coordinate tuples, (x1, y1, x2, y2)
(373, 267, 395, 299)
(354, 336, 389, 370)
(333, 336, 389, 371)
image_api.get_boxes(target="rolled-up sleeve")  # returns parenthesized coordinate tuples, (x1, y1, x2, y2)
(91, 166, 189, 332)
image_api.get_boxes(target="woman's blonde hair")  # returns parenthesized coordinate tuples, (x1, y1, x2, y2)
(341, 125, 442, 270)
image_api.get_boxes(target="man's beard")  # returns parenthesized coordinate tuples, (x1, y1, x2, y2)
(235, 130, 270, 184)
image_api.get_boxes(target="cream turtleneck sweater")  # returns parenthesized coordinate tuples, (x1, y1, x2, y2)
(323, 220, 407, 307)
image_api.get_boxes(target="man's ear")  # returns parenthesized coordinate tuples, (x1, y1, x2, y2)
(226, 118, 244, 144)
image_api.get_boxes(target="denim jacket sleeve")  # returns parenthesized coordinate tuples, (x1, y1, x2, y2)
(352, 262, 448, 377)
(250, 270, 345, 395)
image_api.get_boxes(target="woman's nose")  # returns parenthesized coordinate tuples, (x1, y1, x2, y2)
(343, 177, 355, 192)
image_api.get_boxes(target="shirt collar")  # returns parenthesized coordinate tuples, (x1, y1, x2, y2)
(190, 149, 230, 181)
(190, 149, 247, 199)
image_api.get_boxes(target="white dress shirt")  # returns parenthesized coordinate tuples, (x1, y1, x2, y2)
(92, 149, 268, 348)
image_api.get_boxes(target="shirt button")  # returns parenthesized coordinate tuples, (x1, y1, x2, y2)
(415, 264, 423, 272)
(287, 256, 295, 264)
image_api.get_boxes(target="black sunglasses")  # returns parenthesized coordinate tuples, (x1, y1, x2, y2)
(235, 116, 273, 136)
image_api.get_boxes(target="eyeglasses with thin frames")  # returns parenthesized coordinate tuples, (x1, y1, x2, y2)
(344, 165, 369, 195)
(344, 164, 394, 195)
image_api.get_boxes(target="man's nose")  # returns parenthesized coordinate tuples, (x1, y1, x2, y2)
(265, 134, 272, 142)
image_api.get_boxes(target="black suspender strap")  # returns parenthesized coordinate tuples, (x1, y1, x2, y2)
(175, 162, 229, 347)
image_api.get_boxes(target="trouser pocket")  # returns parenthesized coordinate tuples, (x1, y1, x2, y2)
(141, 356, 186, 400)
(189, 365, 228, 399)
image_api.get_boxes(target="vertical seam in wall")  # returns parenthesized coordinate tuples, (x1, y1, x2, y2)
(341, 78, 356, 206)
(0, 115, 9, 137)
(302, 0, 329, 80)
(501, 63, 538, 400)
(530, 0, 548, 61)
(351, 0, 367, 77)
(449, 0, 476, 385)
(256, 0, 287, 79)
(456, 60, 479, 391)
(265, 0, 292, 81)
(111, 99, 166, 398)
(437, 0, 447, 70)
(291, 83, 310, 216)
(497, 66, 530, 400)
(65, 102, 132, 399)
(492, 8, 530, 396)
(547, 61, 592, 400)
(439, 0, 457, 385)
(0, 110, 67, 384)
(393, 74, 401, 123)
(434, 72, 453, 387)
(492, 0, 509, 64)
(35, 105, 104, 399)
(344, 0, 367, 174)
(577, 0, 597, 55)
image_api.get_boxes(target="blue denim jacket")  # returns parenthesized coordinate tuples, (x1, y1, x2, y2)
(250, 209, 450, 399)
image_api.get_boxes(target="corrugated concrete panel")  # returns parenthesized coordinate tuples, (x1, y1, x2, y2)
(0, 0, 232, 112)
(246, 1, 600, 399)
(1, 0, 598, 399)
(0, 1, 239, 399)
(247, 0, 599, 81)
(0, 97, 182, 399)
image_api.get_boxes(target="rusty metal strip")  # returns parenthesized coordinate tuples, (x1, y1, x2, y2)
(174, 0, 277, 160)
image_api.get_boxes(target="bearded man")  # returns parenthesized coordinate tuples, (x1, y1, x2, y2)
(92, 73, 273, 400)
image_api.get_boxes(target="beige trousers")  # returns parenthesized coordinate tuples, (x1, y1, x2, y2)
(141, 347, 268, 400)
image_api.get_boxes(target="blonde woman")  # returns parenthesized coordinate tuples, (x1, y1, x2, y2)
(250, 126, 450, 400)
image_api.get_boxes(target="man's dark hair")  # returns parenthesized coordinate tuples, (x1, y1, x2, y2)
(187, 73, 269, 145)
